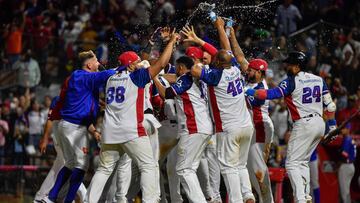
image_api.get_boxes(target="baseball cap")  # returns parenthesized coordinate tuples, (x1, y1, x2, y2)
(248, 59, 268, 71)
(185, 46, 203, 60)
(118, 51, 140, 66)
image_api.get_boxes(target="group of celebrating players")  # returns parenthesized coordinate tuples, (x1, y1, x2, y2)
(34, 13, 337, 203)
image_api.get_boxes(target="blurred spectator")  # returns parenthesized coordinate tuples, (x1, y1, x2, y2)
(274, 0, 302, 36)
(27, 99, 44, 153)
(336, 95, 360, 134)
(13, 107, 28, 165)
(271, 100, 289, 145)
(40, 95, 52, 124)
(338, 34, 354, 67)
(0, 109, 9, 165)
(13, 49, 41, 91)
(337, 125, 356, 203)
(3, 16, 25, 65)
(79, 21, 98, 51)
(331, 78, 348, 110)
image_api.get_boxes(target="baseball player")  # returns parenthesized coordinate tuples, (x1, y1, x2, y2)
(42, 50, 114, 203)
(34, 95, 87, 203)
(153, 55, 214, 203)
(86, 32, 179, 203)
(246, 51, 337, 203)
(244, 58, 274, 203)
(338, 124, 356, 203)
(181, 25, 222, 202)
(191, 17, 255, 203)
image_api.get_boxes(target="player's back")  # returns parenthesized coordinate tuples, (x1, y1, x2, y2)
(174, 76, 213, 136)
(208, 66, 252, 132)
(285, 71, 326, 121)
(102, 70, 146, 144)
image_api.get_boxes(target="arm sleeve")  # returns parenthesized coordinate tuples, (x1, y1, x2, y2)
(267, 77, 296, 99)
(84, 69, 116, 91)
(166, 74, 193, 98)
(130, 68, 151, 88)
(341, 136, 351, 157)
(322, 79, 329, 95)
(248, 83, 266, 106)
(202, 42, 218, 57)
(200, 68, 222, 86)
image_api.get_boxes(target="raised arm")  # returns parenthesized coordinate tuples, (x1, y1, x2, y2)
(153, 76, 167, 98)
(229, 26, 248, 72)
(181, 25, 218, 57)
(214, 17, 231, 51)
(149, 30, 180, 78)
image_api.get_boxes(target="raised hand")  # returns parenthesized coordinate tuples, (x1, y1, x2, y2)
(181, 25, 202, 45)
(169, 28, 180, 43)
(160, 27, 171, 42)
(214, 17, 225, 29)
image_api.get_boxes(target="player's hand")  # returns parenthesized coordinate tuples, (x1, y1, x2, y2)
(181, 25, 201, 44)
(39, 138, 48, 154)
(160, 27, 171, 42)
(169, 29, 180, 43)
(93, 130, 101, 142)
(214, 17, 225, 28)
(245, 88, 256, 96)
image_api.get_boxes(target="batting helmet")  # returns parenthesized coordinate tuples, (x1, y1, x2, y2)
(283, 51, 307, 68)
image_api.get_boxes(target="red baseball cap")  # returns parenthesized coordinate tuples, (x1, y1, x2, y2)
(248, 59, 268, 71)
(118, 51, 140, 66)
(185, 46, 204, 60)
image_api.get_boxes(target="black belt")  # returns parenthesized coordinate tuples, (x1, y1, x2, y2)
(302, 113, 320, 119)
(170, 120, 177, 124)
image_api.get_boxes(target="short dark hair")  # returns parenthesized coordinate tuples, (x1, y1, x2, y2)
(176, 56, 194, 70)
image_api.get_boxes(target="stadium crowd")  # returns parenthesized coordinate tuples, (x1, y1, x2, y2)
(0, 0, 360, 201)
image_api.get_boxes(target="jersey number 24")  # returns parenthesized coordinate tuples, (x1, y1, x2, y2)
(302, 85, 320, 104)
(107, 86, 126, 104)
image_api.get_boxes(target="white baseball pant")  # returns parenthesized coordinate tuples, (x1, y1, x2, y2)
(197, 157, 213, 200)
(34, 121, 87, 202)
(126, 116, 161, 201)
(205, 134, 222, 202)
(86, 136, 160, 203)
(57, 120, 89, 170)
(167, 146, 183, 203)
(338, 163, 355, 203)
(216, 126, 254, 203)
(247, 142, 274, 203)
(286, 116, 325, 203)
(176, 133, 212, 203)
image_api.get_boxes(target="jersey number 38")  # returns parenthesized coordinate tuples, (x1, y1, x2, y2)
(107, 86, 126, 104)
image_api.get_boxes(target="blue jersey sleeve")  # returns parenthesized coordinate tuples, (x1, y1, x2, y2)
(166, 63, 176, 74)
(170, 74, 193, 95)
(341, 136, 352, 155)
(130, 68, 151, 88)
(266, 76, 296, 99)
(248, 82, 265, 106)
(50, 96, 60, 110)
(83, 69, 116, 91)
(200, 67, 222, 86)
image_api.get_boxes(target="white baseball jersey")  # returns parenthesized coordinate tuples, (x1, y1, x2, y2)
(276, 72, 328, 121)
(200, 65, 253, 132)
(167, 73, 213, 136)
(102, 68, 151, 144)
(246, 79, 273, 143)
